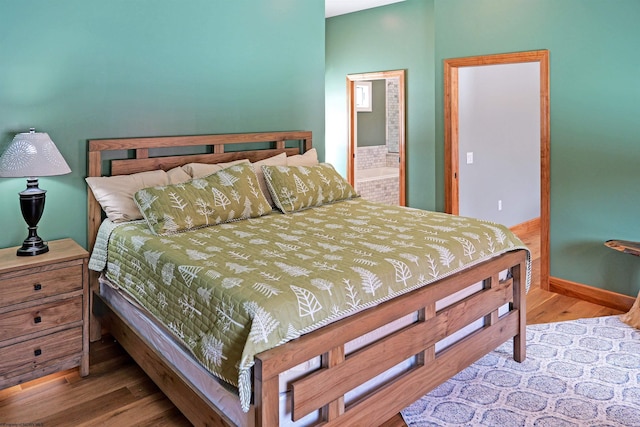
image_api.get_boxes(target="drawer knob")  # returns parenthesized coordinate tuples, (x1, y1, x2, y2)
(34, 349, 42, 357)
(34, 283, 42, 291)
(34, 316, 42, 324)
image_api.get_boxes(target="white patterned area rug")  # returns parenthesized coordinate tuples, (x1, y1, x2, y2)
(401, 316, 640, 426)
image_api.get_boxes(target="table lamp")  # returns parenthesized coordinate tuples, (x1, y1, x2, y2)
(0, 128, 71, 256)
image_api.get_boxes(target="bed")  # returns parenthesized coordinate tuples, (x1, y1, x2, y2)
(86, 131, 530, 426)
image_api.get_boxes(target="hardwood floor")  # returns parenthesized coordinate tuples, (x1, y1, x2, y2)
(0, 228, 625, 426)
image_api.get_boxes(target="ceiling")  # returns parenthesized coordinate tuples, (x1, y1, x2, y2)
(325, 0, 405, 18)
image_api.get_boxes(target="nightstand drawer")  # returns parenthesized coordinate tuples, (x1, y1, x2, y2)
(0, 265, 83, 309)
(0, 297, 83, 343)
(0, 327, 82, 387)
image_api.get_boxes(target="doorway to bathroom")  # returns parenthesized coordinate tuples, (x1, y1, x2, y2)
(347, 69, 406, 206)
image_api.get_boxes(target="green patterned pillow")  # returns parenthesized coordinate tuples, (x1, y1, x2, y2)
(134, 163, 271, 235)
(262, 163, 358, 213)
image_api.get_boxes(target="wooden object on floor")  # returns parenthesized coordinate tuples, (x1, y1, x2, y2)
(620, 291, 640, 329)
(604, 239, 640, 329)
(0, 239, 89, 390)
(604, 240, 640, 329)
(605, 239, 640, 256)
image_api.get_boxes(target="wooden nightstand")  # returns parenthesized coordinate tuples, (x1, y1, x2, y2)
(0, 238, 89, 389)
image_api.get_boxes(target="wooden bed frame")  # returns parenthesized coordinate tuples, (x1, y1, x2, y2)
(87, 131, 528, 427)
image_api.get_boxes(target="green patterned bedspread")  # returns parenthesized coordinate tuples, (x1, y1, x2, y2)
(90, 198, 529, 411)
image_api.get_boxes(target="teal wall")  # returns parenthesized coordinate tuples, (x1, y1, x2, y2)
(326, 0, 639, 297)
(325, 0, 435, 211)
(4, 0, 637, 297)
(0, 1, 325, 250)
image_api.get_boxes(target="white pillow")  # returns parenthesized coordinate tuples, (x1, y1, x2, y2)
(166, 166, 192, 184)
(621, 290, 640, 329)
(287, 148, 318, 166)
(86, 166, 189, 223)
(86, 169, 170, 222)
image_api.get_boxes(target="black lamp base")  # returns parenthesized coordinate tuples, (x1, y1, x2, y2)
(17, 178, 49, 257)
(17, 235, 49, 256)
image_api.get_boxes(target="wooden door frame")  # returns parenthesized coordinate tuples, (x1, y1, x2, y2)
(444, 50, 550, 289)
(347, 69, 406, 206)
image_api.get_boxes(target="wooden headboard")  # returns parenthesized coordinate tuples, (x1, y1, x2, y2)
(87, 130, 312, 250)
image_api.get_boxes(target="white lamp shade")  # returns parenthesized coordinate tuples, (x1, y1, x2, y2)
(0, 130, 71, 178)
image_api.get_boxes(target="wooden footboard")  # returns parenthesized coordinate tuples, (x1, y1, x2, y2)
(254, 249, 527, 426)
(93, 248, 526, 427)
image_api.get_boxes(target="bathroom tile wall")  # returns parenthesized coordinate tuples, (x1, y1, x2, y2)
(357, 176, 399, 206)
